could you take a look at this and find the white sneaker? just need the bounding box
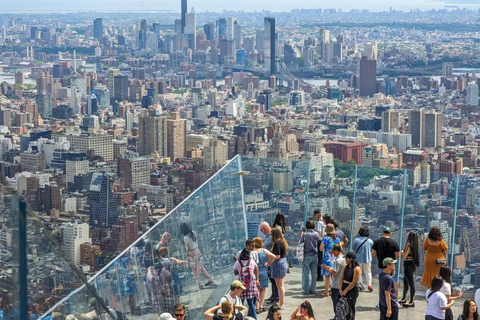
[279,305,286,310]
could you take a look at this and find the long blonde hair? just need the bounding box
[271,228,288,252]
[221,301,234,320]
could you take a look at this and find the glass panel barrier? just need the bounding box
[239,156,310,266]
[42,156,246,320]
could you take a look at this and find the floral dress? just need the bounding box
[321,236,341,276]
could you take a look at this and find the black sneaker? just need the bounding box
[265,297,275,303]
[317,275,324,281]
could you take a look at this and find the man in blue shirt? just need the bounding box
[352,227,374,292]
[300,220,320,294]
[379,258,399,320]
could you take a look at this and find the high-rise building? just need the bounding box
[381,110,402,133]
[264,17,276,76]
[138,110,167,156]
[87,93,98,115]
[117,156,151,191]
[442,62,453,77]
[137,110,186,161]
[359,56,377,97]
[113,75,129,102]
[93,18,103,41]
[138,19,147,49]
[423,110,443,149]
[364,42,378,60]
[408,109,443,149]
[467,82,479,106]
[181,0,187,34]
[88,172,118,228]
[53,133,113,161]
[61,221,91,266]
[408,110,423,148]
[66,158,89,185]
[166,112,186,161]
[216,18,227,40]
[203,22,215,40]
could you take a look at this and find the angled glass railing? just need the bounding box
[3,154,475,320]
[41,155,246,320]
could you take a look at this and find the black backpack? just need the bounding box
[335,297,352,320]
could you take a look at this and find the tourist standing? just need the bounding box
[425,276,454,320]
[399,231,420,307]
[352,227,374,292]
[322,244,345,317]
[320,224,341,297]
[252,237,275,313]
[313,209,325,281]
[379,258,399,320]
[339,252,361,320]
[267,228,288,309]
[422,226,448,288]
[301,220,320,295]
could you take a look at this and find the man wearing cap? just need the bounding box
[218,280,247,316]
[379,258,399,320]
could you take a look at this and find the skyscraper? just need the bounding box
[203,22,215,40]
[113,75,129,102]
[264,17,276,76]
[93,18,103,41]
[423,110,443,149]
[216,18,227,40]
[467,82,479,106]
[181,0,187,34]
[88,172,119,228]
[359,56,377,97]
[138,110,186,160]
[408,109,423,148]
[139,19,147,50]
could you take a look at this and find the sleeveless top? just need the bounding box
[342,264,355,290]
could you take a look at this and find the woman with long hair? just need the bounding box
[265,305,282,320]
[179,222,213,289]
[272,212,287,234]
[339,252,361,320]
[458,300,479,320]
[290,300,315,320]
[399,231,420,307]
[204,301,238,320]
[320,224,341,297]
[234,248,259,320]
[266,228,288,309]
[422,226,448,288]
[439,266,463,320]
[253,237,276,313]
[425,276,455,320]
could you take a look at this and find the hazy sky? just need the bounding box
[0,0,470,12]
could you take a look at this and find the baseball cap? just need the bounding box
[231,280,246,290]
[159,313,175,320]
[382,257,397,267]
[383,227,392,233]
[345,252,357,260]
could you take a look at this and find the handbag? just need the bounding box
[296,238,305,262]
[355,238,369,253]
[355,282,365,292]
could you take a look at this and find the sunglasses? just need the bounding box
[174,314,185,317]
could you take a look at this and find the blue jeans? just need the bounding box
[302,254,318,294]
[245,297,257,320]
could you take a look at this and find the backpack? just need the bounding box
[238,258,253,290]
[296,239,305,262]
[215,296,244,320]
[335,297,352,320]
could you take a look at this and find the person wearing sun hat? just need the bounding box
[320,223,341,298]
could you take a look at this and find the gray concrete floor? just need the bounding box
[271,268,464,320]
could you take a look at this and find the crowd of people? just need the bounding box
[7,210,480,320]
[193,210,480,320]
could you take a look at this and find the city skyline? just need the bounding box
[2,0,480,12]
